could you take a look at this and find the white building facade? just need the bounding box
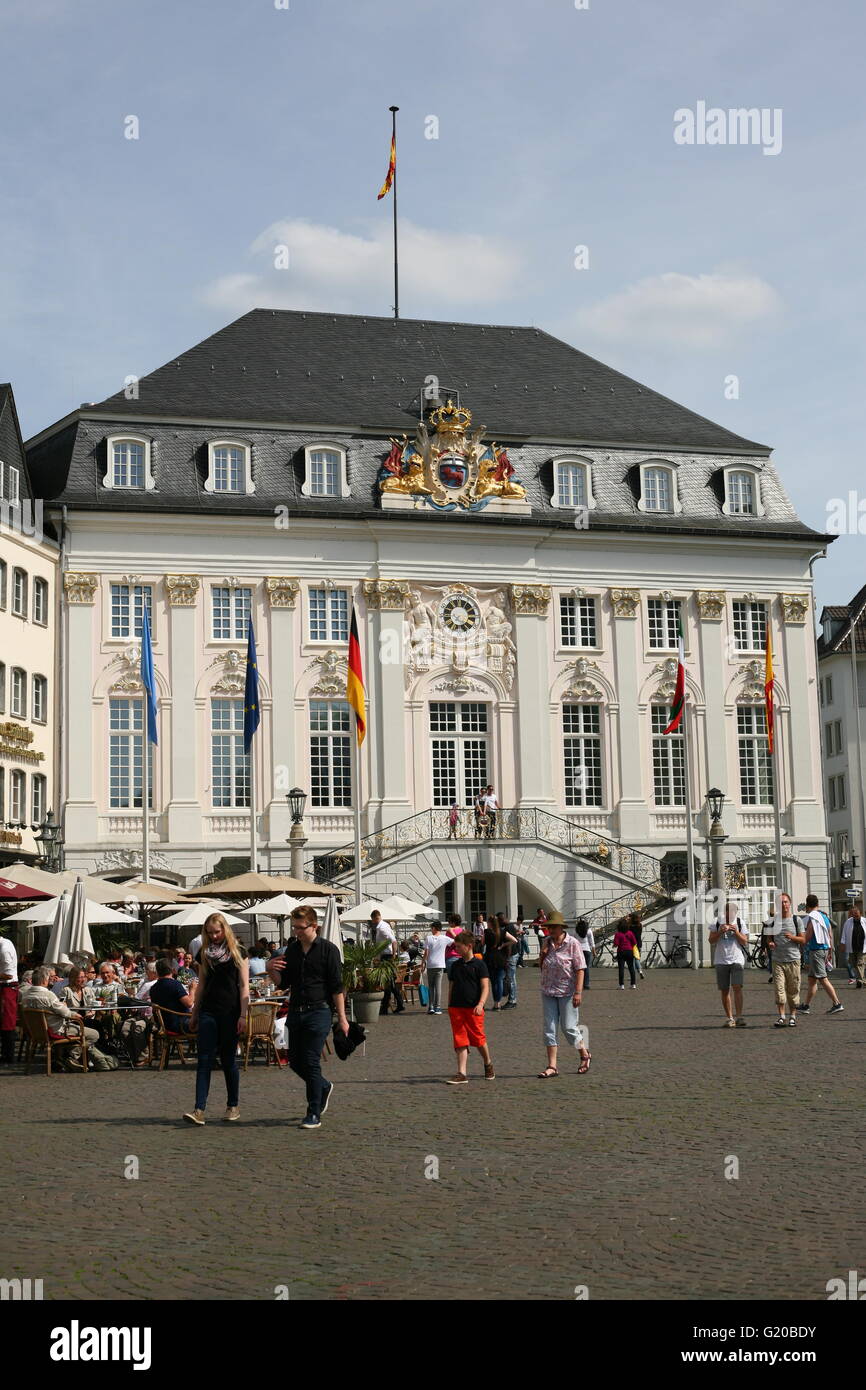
[26,311,831,925]
[817,587,866,917]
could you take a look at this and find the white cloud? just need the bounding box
[575,269,782,348]
[202,218,521,317]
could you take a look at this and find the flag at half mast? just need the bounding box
[347,606,366,743]
[663,612,686,734]
[377,131,396,199]
[764,621,775,754]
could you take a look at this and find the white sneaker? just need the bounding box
[619,985,625,990]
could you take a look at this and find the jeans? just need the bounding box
[195,1010,240,1110]
[617,951,636,986]
[287,1006,332,1115]
[506,957,518,1003]
[488,965,505,1003]
[542,993,580,1048]
[427,968,444,1010]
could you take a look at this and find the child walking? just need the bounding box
[445,932,495,1084]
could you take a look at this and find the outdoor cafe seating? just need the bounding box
[19,1009,91,1076]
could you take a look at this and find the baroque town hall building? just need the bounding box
[26,311,830,926]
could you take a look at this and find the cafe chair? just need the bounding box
[401,966,423,1006]
[241,1000,280,1069]
[150,1004,198,1070]
[20,1009,90,1076]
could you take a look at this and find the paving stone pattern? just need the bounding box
[1,968,863,1301]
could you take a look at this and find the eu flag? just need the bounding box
[244,616,260,753]
[140,605,158,745]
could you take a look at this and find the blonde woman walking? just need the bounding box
[184,913,249,1126]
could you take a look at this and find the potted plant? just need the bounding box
[341,940,396,1024]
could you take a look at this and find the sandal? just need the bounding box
[577,1052,592,1074]
[537,1066,559,1078]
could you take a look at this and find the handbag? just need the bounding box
[418,983,429,1006]
[632,945,641,960]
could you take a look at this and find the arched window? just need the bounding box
[206,441,254,495]
[722,465,764,517]
[302,443,350,499]
[642,466,673,512]
[32,674,47,723]
[104,436,154,490]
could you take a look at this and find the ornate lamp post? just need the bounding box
[706,788,727,894]
[286,788,308,880]
[31,809,65,874]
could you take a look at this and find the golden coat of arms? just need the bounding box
[378,399,527,512]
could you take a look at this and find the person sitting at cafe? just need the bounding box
[149,958,194,1031]
[21,966,99,1069]
[120,951,137,978]
[92,962,124,1005]
[61,966,97,1018]
[248,949,268,978]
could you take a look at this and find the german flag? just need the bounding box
[377,133,396,200]
[764,622,775,754]
[347,605,366,744]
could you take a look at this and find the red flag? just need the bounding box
[346,606,366,744]
[377,134,396,200]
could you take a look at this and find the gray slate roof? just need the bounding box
[88,309,768,452]
[818,584,866,656]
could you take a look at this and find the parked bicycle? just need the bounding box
[643,933,691,968]
[591,938,616,967]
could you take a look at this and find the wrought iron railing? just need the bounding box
[305,805,666,889]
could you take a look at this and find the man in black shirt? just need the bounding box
[446,932,495,1084]
[267,906,349,1129]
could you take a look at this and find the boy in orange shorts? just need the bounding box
[446,932,495,1084]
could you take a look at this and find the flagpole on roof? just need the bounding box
[390,106,399,319]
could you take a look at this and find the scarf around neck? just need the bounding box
[205,942,231,964]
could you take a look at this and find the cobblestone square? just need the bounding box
[2,968,863,1302]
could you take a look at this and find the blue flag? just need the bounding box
[140,605,158,745]
[244,616,260,753]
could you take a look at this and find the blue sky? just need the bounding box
[1,0,863,612]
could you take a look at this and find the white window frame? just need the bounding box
[205,440,255,496]
[637,460,682,515]
[11,667,27,718]
[732,599,768,653]
[2,463,20,505]
[307,586,350,644]
[32,577,48,626]
[9,769,25,822]
[12,567,27,618]
[722,464,764,517]
[103,435,155,491]
[210,585,253,642]
[0,558,6,609]
[738,705,774,806]
[551,455,595,512]
[309,699,353,808]
[562,703,603,807]
[31,773,47,825]
[210,698,250,808]
[651,704,685,807]
[109,696,153,810]
[32,674,47,724]
[559,593,599,650]
[109,582,154,641]
[647,596,684,651]
[301,442,350,499]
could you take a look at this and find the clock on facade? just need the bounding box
[439,593,481,634]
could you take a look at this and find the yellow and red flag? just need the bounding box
[377,133,396,199]
[347,605,366,744]
[764,622,775,754]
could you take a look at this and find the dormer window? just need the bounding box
[552,456,596,512]
[205,441,254,495]
[722,465,764,517]
[302,443,350,499]
[638,462,681,514]
[0,462,19,504]
[104,436,155,491]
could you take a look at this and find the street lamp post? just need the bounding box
[286,788,308,880]
[706,788,728,895]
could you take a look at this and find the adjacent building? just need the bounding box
[26,310,832,923]
[0,384,58,867]
[817,585,866,916]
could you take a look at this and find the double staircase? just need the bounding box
[305,806,688,939]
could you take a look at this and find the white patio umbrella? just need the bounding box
[377,894,437,920]
[339,898,385,923]
[4,895,140,927]
[235,893,301,918]
[64,878,96,962]
[319,895,344,962]
[156,901,247,929]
